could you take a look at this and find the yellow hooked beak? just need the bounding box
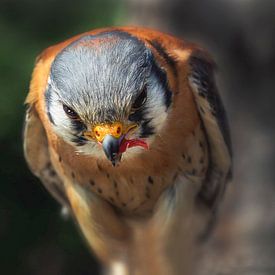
[83,122,137,165]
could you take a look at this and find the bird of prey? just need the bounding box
[23,27,232,275]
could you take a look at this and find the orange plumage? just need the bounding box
[24,27,231,275]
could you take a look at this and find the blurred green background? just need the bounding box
[1,0,275,274]
[0,1,125,274]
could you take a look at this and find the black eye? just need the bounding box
[63,104,79,120]
[132,87,147,111]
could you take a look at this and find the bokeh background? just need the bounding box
[1,0,275,274]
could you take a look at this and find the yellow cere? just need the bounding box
[93,122,123,142]
[84,122,138,143]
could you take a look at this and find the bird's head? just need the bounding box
[45,31,172,166]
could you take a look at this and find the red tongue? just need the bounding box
[119,139,149,154]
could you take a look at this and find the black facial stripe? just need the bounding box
[71,136,87,146]
[151,59,172,109]
[128,107,145,122]
[140,118,155,138]
[70,120,87,146]
[45,87,56,125]
[128,107,155,138]
[71,120,86,133]
[147,39,177,77]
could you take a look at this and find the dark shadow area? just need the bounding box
[127,0,275,273]
[0,0,124,274]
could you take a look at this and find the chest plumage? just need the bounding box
[24,26,231,274]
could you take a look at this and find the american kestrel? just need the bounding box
[24,27,232,275]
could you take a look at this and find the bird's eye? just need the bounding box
[63,104,79,120]
[132,87,147,111]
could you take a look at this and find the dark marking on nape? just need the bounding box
[122,202,127,207]
[146,193,151,199]
[71,172,75,179]
[148,176,154,184]
[116,191,119,197]
[89,179,95,186]
[182,154,186,159]
[151,58,172,109]
[187,156,192,163]
[97,188,102,194]
[106,172,110,178]
[113,180,118,188]
[199,141,204,148]
[147,39,177,77]
[58,156,62,162]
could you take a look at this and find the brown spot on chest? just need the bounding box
[49,112,209,215]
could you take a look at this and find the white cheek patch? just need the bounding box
[50,92,74,139]
[47,77,82,146]
[47,78,103,157]
[145,75,169,134]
